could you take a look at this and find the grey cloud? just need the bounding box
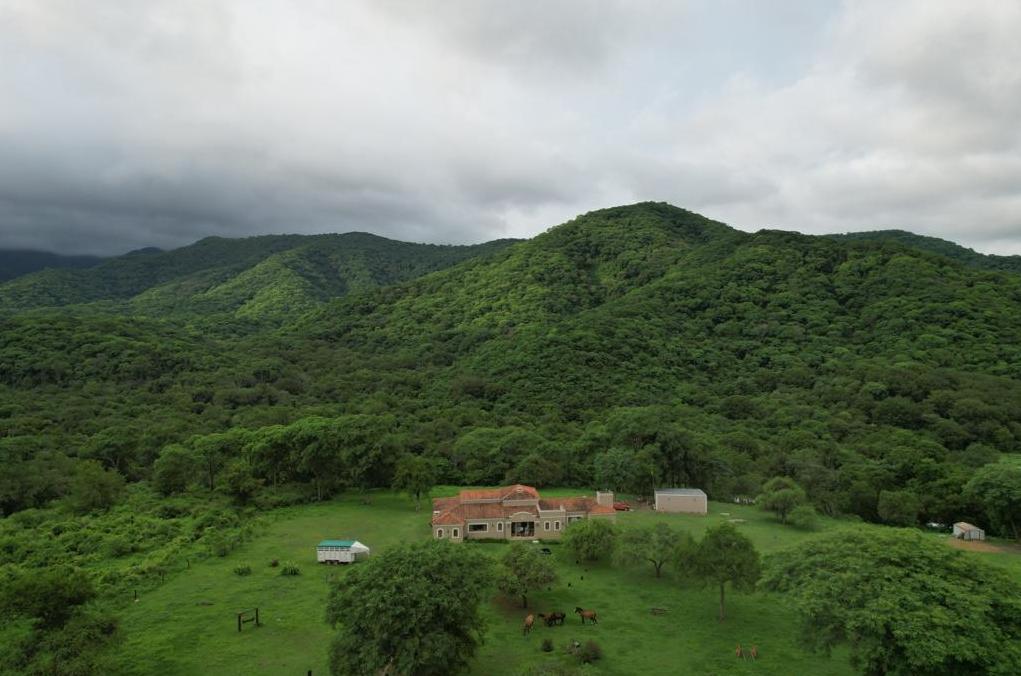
[0,0,1019,257]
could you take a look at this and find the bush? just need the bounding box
[233,565,252,576]
[279,562,300,576]
[788,505,819,530]
[103,535,134,558]
[577,640,603,664]
[541,638,554,652]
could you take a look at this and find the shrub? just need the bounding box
[788,505,820,531]
[541,638,554,652]
[279,562,300,576]
[577,640,603,664]
[103,535,134,558]
[233,565,252,576]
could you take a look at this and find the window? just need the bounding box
[497,522,504,532]
[554,521,561,531]
[452,528,460,538]
[436,529,444,538]
[544,521,551,531]
[468,523,488,533]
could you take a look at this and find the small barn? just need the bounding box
[316,540,370,564]
[953,522,985,541]
[654,488,708,515]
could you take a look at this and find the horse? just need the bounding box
[575,607,598,624]
[736,644,743,659]
[750,645,758,660]
[523,614,535,635]
[539,611,566,626]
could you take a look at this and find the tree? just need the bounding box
[877,489,920,527]
[688,522,760,621]
[763,528,1021,675]
[787,504,819,531]
[614,523,691,578]
[326,541,493,676]
[758,476,807,524]
[562,518,617,562]
[392,454,437,510]
[497,543,557,608]
[152,444,196,496]
[68,460,124,513]
[0,566,96,629]
[219,457,263,504]
[964,463,1021,539]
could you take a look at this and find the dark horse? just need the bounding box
[539,611,566,626]
[575,607,598,624]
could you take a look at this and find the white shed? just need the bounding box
[654,488,708,514]
[952,522,985,541]
[316,539,370,564]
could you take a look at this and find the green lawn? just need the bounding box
[108,490,1017,675]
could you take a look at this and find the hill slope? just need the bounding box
[0,249,104,283]
[827,229,1021,274]
[0,233,517,321]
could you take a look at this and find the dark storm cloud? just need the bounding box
[0,1,1018,256]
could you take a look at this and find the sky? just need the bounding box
[1,0,1020,256]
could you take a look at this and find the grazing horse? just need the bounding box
[575,607,598,624]
[523,614,535,635]
[736,644,743,659]
[539,611,566,626]
[750,645,758,660]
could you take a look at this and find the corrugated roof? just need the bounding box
[954,522,982,531]
[655,488,707,497]
[318,539,356,548]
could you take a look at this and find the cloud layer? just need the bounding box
[1,0,1018,255]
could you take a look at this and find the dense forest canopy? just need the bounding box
[2,202,1021,531]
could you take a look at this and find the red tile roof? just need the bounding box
[432,486,612,527]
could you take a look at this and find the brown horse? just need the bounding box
[523,614,535,635]
[575,607,598,624]
[539,611,566,626]
[736,644,743,659]
[750,645,758,660]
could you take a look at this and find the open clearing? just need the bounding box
[109,490,1019,675]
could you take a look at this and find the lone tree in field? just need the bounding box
[964,462,1021,540]
[615,523,693,578]
[392,454,437,510]
[763,528,1021,675]
[689,522,760,621]
[326,541,493,676]
[497,542,557,608]
[758,476,807,524]
[562,518,617,561]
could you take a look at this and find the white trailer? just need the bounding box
[316,539,370,564]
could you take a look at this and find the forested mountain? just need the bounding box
[4,202,1021,527]
[828,229,1021,275]
[0,233,517,322]
[0,249,104,283]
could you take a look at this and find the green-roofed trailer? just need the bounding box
[316,539,370,564]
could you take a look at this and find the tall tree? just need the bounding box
[964,463,1021,539]
[562,518,618,562]
[614,523,692,578]
[392,454,437,510]
[68,460,125,514]
[758,476,807,524]
[497,543,557,608]
[763,528,1021,675]
[326,541,493,676]
[688,522,760,621]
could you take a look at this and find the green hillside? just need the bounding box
[0,233,517,322]
[0,249,104,283]
[827,229,1021,275]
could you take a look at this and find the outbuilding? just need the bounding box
[654,488,708,515]
[316,539,370,564]
[952,522,985,541]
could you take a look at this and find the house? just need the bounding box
[654,488,708,514]
[430,484,617,542]
[316,539,370,564]
[952,522,985,541]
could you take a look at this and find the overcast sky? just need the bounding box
[1,1,1019,256]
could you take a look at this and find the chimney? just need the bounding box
[596,491,614,507]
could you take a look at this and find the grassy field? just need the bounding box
[108,489,1017,676]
